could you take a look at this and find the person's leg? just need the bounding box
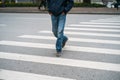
[56,14,67,53]
[58,14,68,48]
[51,15,58,38]
[43,1,46,10]
[38,3,41,10]
[62,35,68,48]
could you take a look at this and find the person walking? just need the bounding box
[38,0,46,10]
[115,0,120,10]
[46,0,74,57]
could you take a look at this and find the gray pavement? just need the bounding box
[0,7,120,14]
[0,13,120,80]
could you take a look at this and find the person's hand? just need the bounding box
[62,12,65,15]
[49,12,52,15]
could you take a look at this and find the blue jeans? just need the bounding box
[51,14,68,52]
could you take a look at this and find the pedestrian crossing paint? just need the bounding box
[80,22,120,25]
[91,20,120,23]
[69,24,120,28]
[0,52,120,72]
[90,17,120,23]
[91,21,120,23]
[0,24,7,27]
[65,27,120,32]
[0,69,75,80]
[0,40,120,55]
[15,17,49,20]
[19,35,120,45]
[39,31,120,38]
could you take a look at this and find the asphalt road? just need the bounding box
[0,13,120,80]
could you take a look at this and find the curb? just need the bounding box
[0,7,120,15]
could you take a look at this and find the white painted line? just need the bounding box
[0,69,74,80]
[80,22,120,25]
[19,35,56,40]
[39,31,120,38]
[0,40,120,55]
[0,24,7,27]
[91,20,120,23]
[15,17,49,20]
[0,52,120,72]
[19,35,120,45]
[68,24,120,28]
[91,17,120,22]
[66,27,120,32]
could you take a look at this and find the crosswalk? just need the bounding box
[0,16,120,80]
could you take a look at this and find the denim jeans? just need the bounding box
[51,14,68,52]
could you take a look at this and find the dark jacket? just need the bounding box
[47,0,74,16]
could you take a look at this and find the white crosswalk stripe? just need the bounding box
[0,17,120,80]
[91,20,120,23]
[65,27,120,32]
[0,24,7,27]
[19,35,120,45]
[39,31,120,37]
[0,52,120,72]
[80,22,120,25]
[91,17,120,23]
[0,40,120,55]
[0,69,75,80]
[68,24,120,28]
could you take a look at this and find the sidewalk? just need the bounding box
[0,7,120,14]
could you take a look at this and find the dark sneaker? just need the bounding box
[62,38,68,48]
[56,52,62,57]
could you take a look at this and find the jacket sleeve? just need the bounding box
[64,0,74,14]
